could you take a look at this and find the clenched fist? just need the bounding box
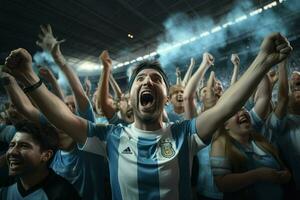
[4,48,39,86]
[5,48,32,72]
[260,33,292,67]
[100,50,112,70]
[202,52,214,66]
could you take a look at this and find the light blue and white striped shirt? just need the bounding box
[80,119,205,200]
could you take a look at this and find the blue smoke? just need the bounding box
[33,51,70,94]
[156,0,297,85]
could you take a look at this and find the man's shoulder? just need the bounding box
[0,182,18,200]
[43,169,80,199]
[170,119,193,128]
[87,121,124,137]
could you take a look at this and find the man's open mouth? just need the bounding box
[177,95,183,102]
[8,158,23,169]
[237,113,250,125]
[140,90,155,109]
[292,81,300,91]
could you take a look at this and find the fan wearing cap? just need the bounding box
[3,33,292,200]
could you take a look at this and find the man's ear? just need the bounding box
[41,150,53,163]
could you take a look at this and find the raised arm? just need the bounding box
[182,58,195,86]
[204,71,218,110]
[84,76,92,98]
[268,69,278,88]
[175,67,182,85]
[274,59,289,118]
[2,72,40,123]
[195,33,292,141]
[253,75,271,120]
[4,48,87,144]
[109,73,123,100]
[37,24,90,113]
[230,54,240,85]
[183,53,213,119]
[96,50,116,119]
[39,66,64,100]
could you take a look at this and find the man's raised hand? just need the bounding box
[202,52,214,67]
[5,48,32,73]
[4,48,39,86]
[100,50,112,69]
[260,33,292,67]
[231,54,240,66]
[36,24,65,52]
[176,67,181,77]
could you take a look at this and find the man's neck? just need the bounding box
[134,117,163,131]
[20,167,49,191]
[173,105,184,115]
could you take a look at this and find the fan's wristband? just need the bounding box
[23,79,43,93]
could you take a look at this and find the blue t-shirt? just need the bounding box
[79,119,206,200]
[167,110,185,123]
[50,148,105,200]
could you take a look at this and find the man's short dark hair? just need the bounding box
[128,60,170,91]
[15,121,59,153]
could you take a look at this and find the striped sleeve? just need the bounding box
[76,101,96,123]
[78,121,115,157]
[210,156,232,176]
[171,119,206,156]
[249,108,264,133]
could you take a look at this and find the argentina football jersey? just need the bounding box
[79,118,206,200]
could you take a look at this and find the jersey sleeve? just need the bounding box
[78,121,115,157]
[249,108,264,133]
[210,156,232,177]
[266,112,286,134]
[108,112,127,125]
[77,100,96,123]
[171,118,206,156]
[263,112,287,143]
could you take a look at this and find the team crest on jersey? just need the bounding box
[160,138,175,158]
